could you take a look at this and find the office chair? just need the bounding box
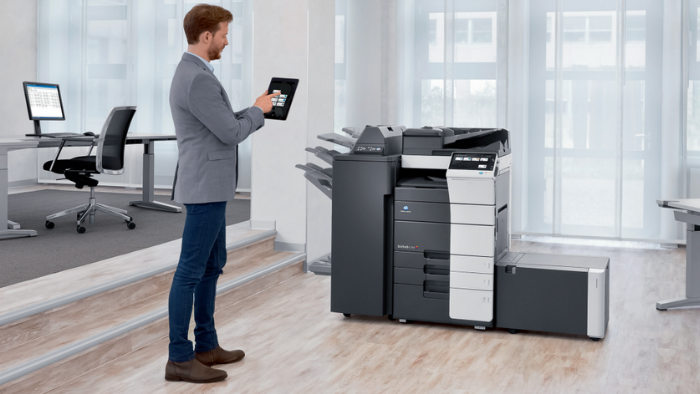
[42,106,137,233]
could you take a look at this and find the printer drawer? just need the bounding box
[451,255,494,274]
[450,272,493,290]
[394,267,449,286]
[449,288,494,322]
[450,224,495,257]
[392,284,493,327]
[394,251,450,270]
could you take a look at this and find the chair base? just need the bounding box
[46,187,134,232]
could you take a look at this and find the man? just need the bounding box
[165,4,280,384]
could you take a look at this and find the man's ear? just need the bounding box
[199,31,211,44]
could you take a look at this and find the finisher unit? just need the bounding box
[297,126,610,340]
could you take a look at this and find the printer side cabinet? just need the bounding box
[495,266,589,336]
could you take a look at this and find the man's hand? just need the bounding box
[254,90,282,113]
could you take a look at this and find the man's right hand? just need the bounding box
[254,90,282,113]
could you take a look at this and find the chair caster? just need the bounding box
[508,329,518,334]
[126,221,136,230]
[77,226,86,234]
[45,221,54,229]
[343,313,351,317]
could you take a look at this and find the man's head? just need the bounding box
[183,4,233,61]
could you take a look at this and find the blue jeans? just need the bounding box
[168,202,227,363]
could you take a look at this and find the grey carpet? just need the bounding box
[0,190,250,288]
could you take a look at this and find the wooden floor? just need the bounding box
[44,239,699,393]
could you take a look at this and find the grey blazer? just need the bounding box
[169,53,264,204]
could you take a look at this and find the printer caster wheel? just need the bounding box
[590,337,600,342]
[508,329,518,335]
[388,315,394,321]
[343,313,351,318]
[77,225,86,234]
[45,221,54,229]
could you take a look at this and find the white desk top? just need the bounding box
[22,133,176,142]
[657,199,700,213]
[0,138,40,150]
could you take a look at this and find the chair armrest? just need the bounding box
[60,136,97,142]
[47,136,97,172]
[63,136,98,158]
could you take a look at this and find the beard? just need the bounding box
[208,42,224,61]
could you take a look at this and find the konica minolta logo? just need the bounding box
[398,245,419,250]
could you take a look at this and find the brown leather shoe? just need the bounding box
[164,358,227,383]
[195,345,245,366]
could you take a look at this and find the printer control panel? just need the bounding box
[353,145,385,154]
[449,153,496,171]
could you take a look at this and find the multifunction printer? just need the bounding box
[298,126,609,340]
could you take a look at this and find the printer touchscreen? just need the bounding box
[449,153,496,171]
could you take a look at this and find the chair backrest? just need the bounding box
[96,106,137,175]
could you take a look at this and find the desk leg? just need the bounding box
[0,152,36,240]
[657,226,700,310]
[129,140,182,213]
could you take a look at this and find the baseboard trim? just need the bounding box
[274,241,306,253]
[0,226,276,327]
[0,253,305,387]
[8,179,37,188]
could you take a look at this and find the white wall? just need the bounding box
[250,0,335,251]
[305,0,335,261]
[0,0,38,184]
[345,0,383,127]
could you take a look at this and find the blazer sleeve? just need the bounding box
[187,73,265,146]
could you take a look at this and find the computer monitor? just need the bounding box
[23,81,66,135]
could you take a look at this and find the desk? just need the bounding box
[0,138,39,239]
[31,133,182,214]
[0,134,181,240]
[124,134,181,213]
[656,199,700,310]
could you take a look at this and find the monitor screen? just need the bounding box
[23,82,65,120]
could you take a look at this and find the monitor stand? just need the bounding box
[25,120,41,137]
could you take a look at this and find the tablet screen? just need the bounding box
[265,78,299,121]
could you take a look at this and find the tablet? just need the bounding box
[265,77,299,121]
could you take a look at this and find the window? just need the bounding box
[523,0,667,240]
[38,0,254,190]
[415,1,502,127]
